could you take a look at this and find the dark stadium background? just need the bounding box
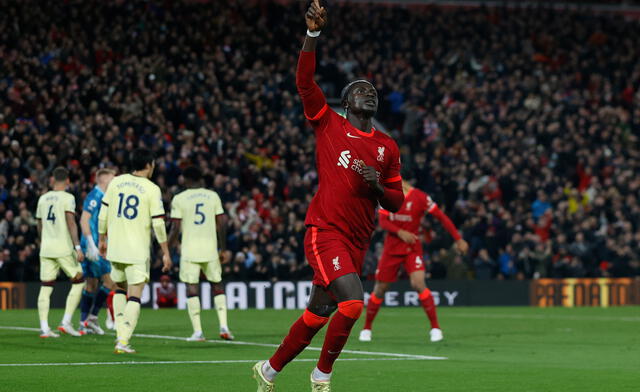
[0,0,639,308]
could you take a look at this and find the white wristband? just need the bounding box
[75,245,81,251]
[306,29,321,38]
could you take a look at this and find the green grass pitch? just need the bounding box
[0,306,638,391]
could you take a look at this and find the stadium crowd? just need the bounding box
[1,0,640,282]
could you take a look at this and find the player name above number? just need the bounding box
[116,181,146,193]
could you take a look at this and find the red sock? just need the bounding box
[269,310,328,371]
[419,289,440,329]
[317,300,364,374]
[107,290,115,319]
[363,293,383,330]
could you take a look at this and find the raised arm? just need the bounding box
[297,0,328,121]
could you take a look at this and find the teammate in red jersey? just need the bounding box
[359,177,469,343]
[253,2,404,391]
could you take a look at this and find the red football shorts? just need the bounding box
[304,226,367,287]
[375,250,425,283]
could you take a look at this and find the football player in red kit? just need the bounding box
[253,1,404,391]
[359,177,469,343]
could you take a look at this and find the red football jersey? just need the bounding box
[304,108,402,250]
[297,50,402,250]
[379,188,435,255]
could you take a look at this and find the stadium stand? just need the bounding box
[1,0,639,282]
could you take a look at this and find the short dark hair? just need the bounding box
[183,166,202,182]
[52,167,69,182]
[130,148,155,171]
[340,79,376,107]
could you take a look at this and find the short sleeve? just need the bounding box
[83,194,98,213]
[65,194,76,213]
[170,196,182,220]
[213,192,224,215]
[101,186,112,208]
[382,140,402,185]
[35,198,43,219]
[150,186,165,218]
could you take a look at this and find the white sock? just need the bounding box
[312,367,331,382]
[62,313,72,325]
[262,361,279,381]
[214,294,228,330]
[40,319,49,331]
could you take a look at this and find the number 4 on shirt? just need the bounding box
[47,205,56,223]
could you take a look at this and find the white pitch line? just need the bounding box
[0,326,42,332]
[133,333,446,360]
[0,326,448,361]
[0,357,430,367]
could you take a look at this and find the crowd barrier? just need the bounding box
[2,278,638,310]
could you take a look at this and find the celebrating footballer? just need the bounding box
[253,1,405,391]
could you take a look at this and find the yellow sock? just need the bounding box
[113,292,127,340]
[62,282,85,325]
[214,294,228,330]
[37,286,54,331]
[187,296,202,333]
[120,300,141,344]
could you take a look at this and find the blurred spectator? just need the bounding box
[444,254,470,280]
[474,249,497,280]
[499,245,518,279]
[156,275,177,308]
[0,0,639,281]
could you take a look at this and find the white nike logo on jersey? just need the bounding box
[346,132,361,139]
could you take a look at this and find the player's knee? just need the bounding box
[373,283,389,298]
[418,288,432,301]
[86,279,98,291]
[72,273,84,284]
[410,280,426,292]
[187,284,199,297]
[302,309,329,328]
[337,300,364,319]
[212,284,225,296]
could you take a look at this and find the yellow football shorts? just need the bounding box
[110,259,150,285]
[179,260,221,284]
[40,254,83,281]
